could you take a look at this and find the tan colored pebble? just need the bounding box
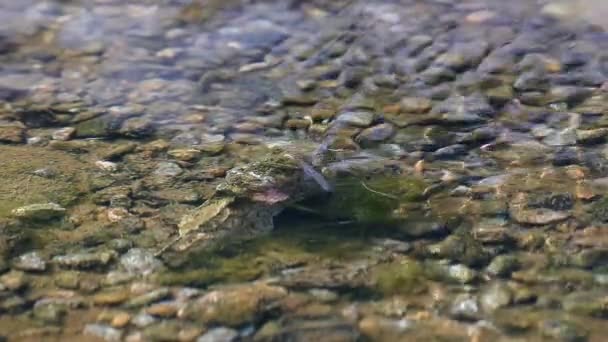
[111,312,131,328]
[414,160,425,174]
[168,149,202,161]
[285,118,311,130]
[182,113,206,124]
[92,290,130,306]
[465,10,496,24]
[575,182,597,200]
[382,103,401,115]
[146,303,178,317]
[565,166,586,180]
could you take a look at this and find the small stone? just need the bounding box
[95,160,119,172]
[11,203,66,220]
[487,255,520,277]
[111,312,131,328]
[335,111,374,127]
[120,248,163,276]
[285,118,311,130]
[154,162,183,177]
[357,123,394,145]
[400,97,432,114]
[0,270,28,291]
[125,288,170,308]
[562,291,608,317]
[358,316,412,341]
[0,125,25,144]
[93,290,131,306]
[33,302,67,324]
[480,282,512,313]
[447,264,478,284]
[540,319,588,342]
[310,103,337,121]
[465,10,496,23]
[577,128,608,145]
[196,327,239,342]
[180,283,287,326]
[132,313,157,328]
[105,208,129,223]
[53,251,116,269]
[449,294,480,321]
[575,182,598,200]
[54,271,80,289]
[543,128,577,146]
[51,127,76,141]
[119,117,154,137]
[83,324,122,342]
[168,149,201,161]
[146,302,178,317]
[433,144,467,159]
[13,251,46,272]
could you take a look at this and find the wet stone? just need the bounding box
[400,97,432,114]
[562,291,608,317]
[480,282,512,313]
[577,128,608,145]
[0,270,28,291]
[119,248,163,276]
[83,324,122,342]
[196,327,239,342]
[53,251,116,270]
[335,111,374,127]
[13,251,46,272]
[32,302,67,324]
[358,316,412,341]
[11,202,66,221]
[0,125,25,144]
[125,288,170,308]
[449,294,481,321]
[154,162,183,178]
[180,283,287,326]
[54,271,80,289]
[356,123,394,145]
[51,127,76,141]
[433,144,467,159]
[486,255,520,277]
[540,319,588,342]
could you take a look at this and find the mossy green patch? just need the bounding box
[302,174,427,223]
[372,258,427,295]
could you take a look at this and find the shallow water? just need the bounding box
[1,0,608,341]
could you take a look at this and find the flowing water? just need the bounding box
[1,0,608,341]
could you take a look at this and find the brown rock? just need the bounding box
[147,303,178,317]
[93,289,130,306]
[111,312,131,328]
[0,125,25,144]
[179,282,287,326]
[400,97,432,114]
[285,118,311,130]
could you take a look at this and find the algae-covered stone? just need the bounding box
[312,174,427,224]
[180,282,287,326]
[0,146,90,218]
[562,291,608,317]
[372,258,426,295]
[12,203,65,221]
[426,230,490,267]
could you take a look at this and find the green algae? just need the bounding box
[372,258,427,295]
[301,174,427,224]
[0,146,92,219]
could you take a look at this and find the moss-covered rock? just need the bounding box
[302,174,427,224]
[372,258,426,295]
